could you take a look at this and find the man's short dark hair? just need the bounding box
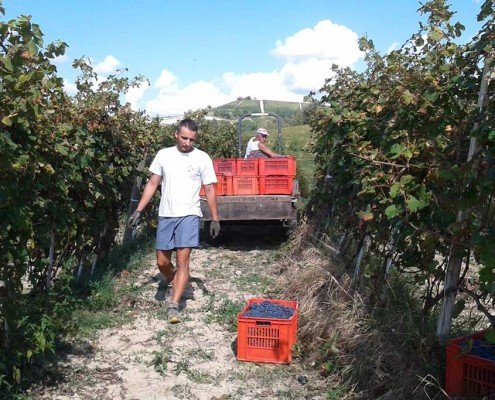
[177,118,198,133]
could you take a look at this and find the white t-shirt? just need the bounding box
[244,137,260,158]
[148,146,217,217]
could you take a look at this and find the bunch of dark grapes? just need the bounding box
[243,301,294,319]
[463,339,495,361]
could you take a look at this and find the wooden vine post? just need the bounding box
[435,56,494,342]
[46,229,56,291]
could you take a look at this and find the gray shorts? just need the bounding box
[156,216,200,250]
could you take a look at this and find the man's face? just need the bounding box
[258,134,268,143]
[175,126,197,153]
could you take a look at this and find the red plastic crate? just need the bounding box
[236,158,259,176]
[223,176,233,195]
[199,173,224,196]
[259,156,296,176]
[259,176,294,195]
[446,330,495,399]
[233,176,259,195]
[213,158,237,176]
[237,298,298,364]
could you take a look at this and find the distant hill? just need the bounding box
[208,98,310,124]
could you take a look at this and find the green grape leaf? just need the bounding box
[406,195,428,213]
[385,205,398,219]
[1,116,12,126]
[390,182,400,199]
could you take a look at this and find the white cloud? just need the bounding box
[155,69,177,89]
[53,54,68,64]
[125,80,150,110]
[222,71,301,101]
[63,79,78,96]
[140,20,364,116]
[146,80,230,117]
[387,42,400,53]
[280,58,336,93]
[272,20,363,66]
[93,55,121,75]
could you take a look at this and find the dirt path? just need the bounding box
[28,229,327,400]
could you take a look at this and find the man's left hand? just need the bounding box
[128,210,141,228]
[210,220,221,239]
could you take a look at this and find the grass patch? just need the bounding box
[171,383,193,398]
[281,124,315,199]
[236,272,272,292]
[86,273,119,310]
[275,225,453,399]
[71,234,156,335]
[186,368,215,384]
[149,346,174,376]
[73,309,131,338]
[173,359,191,376]
[70,235,157,338]
[204,297,244,332]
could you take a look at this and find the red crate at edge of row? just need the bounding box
[446,329,495,398]
[237,298,299,364]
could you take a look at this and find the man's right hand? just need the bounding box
[128,210,141,228]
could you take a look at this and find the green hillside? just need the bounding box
[279,124,315,198]
[209,97,310,123]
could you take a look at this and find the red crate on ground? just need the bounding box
[236,158,259,176]
[213,158,237,176]
[237,298,298,364]
[259,176,294,195]
[446,330,495,398]
[199,173,224,196]
[233,176,259,195]
[258,156,296,176]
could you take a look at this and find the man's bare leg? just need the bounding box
[171,247,191,304]
[156,250,175,283]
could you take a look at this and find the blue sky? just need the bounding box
[2,0,484,117]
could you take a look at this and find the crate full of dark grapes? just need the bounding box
[445,329,495,398]
[237,298,298,364]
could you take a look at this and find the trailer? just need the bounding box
[200,113,299,228]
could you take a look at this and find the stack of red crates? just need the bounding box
[200,156,296,196]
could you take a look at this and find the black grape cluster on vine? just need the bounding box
[242,301,294,319]
[463,339,495,361]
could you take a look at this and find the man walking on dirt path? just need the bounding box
[128,118,220,324]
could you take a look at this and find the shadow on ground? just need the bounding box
[152,273,209,305]
[200,220,291,251]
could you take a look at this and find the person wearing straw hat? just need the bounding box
[244,127,286,158]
